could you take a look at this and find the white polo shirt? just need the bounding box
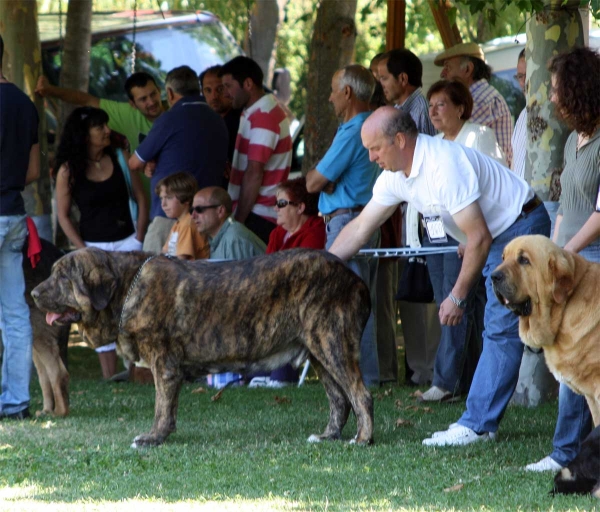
[372,134,534,245]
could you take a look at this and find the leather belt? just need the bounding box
[322,206,363,224]
[520,194,542,216]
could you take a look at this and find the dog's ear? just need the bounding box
[87,267,118,310]
[549,252,575,304]
[72,249,118,311]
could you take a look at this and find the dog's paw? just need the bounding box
[349,435,374,446]
[131,433,164,449]
[307,434,323,444]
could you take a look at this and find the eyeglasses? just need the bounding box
[513,73,526,82]
[276,199,298,209]
[190,204,220,214]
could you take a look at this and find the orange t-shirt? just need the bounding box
[162,212,209,260]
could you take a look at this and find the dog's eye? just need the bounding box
[517,255,530,265]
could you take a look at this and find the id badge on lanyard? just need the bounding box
[422,207,448,244]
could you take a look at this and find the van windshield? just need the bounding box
[43,20,241,102]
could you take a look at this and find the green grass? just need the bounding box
[0,346,597,512]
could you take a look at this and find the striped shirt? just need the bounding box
[228,93,292,222]
[511,108,527,179]
[396,87,436,135]
[470,79,513,168]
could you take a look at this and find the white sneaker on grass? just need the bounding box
[419,386,451,402]
[432,422,497,440]
[423,425,493,446]
[524,456,563,472]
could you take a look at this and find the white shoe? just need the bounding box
[524,456,563,472]
[419,386,452,402]
[432,422,497,440]
[423,425,493,446]
[266,379,289,389]
[248,376,270,388]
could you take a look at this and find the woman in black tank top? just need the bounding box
[53,106,149,379]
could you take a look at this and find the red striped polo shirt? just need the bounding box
[228,93,292,222]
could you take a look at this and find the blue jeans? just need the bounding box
[549,243,598,465]
[326,212,380,387]
[0,215,33,415]
[428,244,481,395]
[458,204,551,433]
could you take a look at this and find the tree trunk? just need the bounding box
[59,0,92,126]
[523,0,584,201]
[302,0,358,173]
[513,0,584,407]
[0,0,52,240]
[246,0,284,86]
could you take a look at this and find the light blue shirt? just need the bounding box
[315,111,379,215]
[209,216,266,260]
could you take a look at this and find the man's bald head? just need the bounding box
[362,106,418,142]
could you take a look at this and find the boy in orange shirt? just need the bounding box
[157,172,209,260]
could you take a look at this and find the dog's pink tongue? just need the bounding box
[46,312,62,326]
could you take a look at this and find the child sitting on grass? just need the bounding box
[157,172,209,260]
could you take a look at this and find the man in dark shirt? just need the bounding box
[0,34,40,420]
[129,65,229,253]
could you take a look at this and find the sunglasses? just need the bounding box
[190,204,220,214]
[276,199,299,209]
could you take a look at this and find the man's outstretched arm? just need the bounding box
[35,76,100,108]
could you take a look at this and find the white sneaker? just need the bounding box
[419,386,452,402]
[248,376,270,388]
[432,422,497,440]
[524,456,563,472]
[266,379,289,389]
[423,425,493,446]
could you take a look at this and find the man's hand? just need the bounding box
[144,161,157,178]
[35,76,52,97]
[439,297,464,326]
[323,181,337,194]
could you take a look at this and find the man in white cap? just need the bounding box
[435,42,513,167]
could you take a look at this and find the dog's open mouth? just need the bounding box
[46,308,81,326]
[495,292,532,316]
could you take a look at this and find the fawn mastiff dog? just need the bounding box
[32,248,374,447]
[491,235,600,426]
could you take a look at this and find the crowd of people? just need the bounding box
[2,29,599,477]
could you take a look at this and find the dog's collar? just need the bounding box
[118,255,162,334]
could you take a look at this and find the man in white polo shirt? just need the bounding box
[329,106,551,446]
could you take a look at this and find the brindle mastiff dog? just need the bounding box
[32,248,374,448]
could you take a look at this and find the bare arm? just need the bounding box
[328,200,397,260]
[306,168,331,194]
[234,160,264,224]
[35,76,100,108]
[128,152,146,173]
[563,212,600,253]
[438,201,493,326]
[552,214,563,243]
[55,165,86,249]
[123,150,149,242]
[25,143,40,185]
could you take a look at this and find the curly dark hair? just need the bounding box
[278,177,320,216]
[427,80,473,121]
[548,47,600,137]
[54,106,116,188]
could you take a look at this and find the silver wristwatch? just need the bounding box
[449,293,467,309]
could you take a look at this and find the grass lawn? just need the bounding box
[0,345,596,512]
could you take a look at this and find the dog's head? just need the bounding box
[491,235,575,321]
[32,247,119,348]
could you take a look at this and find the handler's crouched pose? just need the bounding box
[329,107,551,446]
